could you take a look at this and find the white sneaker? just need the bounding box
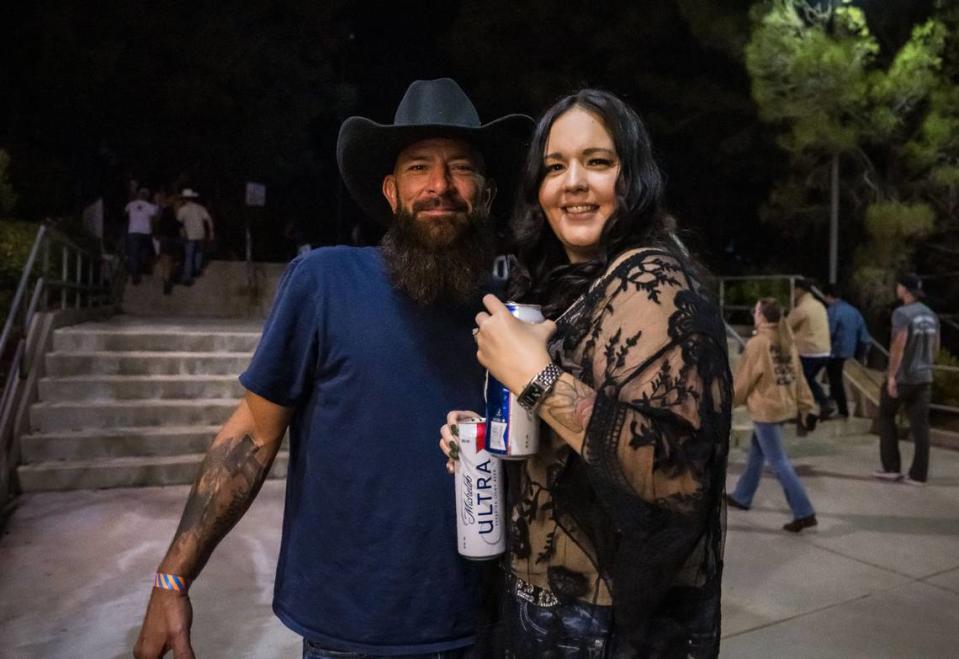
[872,470,904,482]
[904,477,926,486]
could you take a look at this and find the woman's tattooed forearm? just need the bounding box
[543,378,596,433]
[169,434,271,575]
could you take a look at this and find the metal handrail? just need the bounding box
[724,321,747,353]
[1,220,123,478]
[0,225,48,368]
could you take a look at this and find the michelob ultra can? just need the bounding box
[484,302,544,460]
[454,418,505,560]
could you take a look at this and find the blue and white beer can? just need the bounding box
[454,418,505,560]
[485,302,545,460]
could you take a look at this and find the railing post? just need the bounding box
[61,246,68,310]
[87,251,95,306]
[97,253,105,306]
[42,238,49,312]
[75,250,83,308]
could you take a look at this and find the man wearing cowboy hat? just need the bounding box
[874,273,940,485]
[134,79,531,659]
[177,188,214,285]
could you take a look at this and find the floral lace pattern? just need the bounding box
[509,247,731,657]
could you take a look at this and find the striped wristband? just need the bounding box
[153,573,190,593]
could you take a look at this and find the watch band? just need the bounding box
[517,362,563,412]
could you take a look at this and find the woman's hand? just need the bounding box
[474,294,556,394]
[439,410,481,474]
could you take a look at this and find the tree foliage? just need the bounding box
[746,0,958,318]
[746,1,878,155]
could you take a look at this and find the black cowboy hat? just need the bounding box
[336,78,533,224]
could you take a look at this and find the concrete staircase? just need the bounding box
[16,317,287,491]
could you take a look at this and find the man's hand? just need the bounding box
[886,376,898,399]
[133,590,195,659]
[439,410,482,474]
[132,392,290,659]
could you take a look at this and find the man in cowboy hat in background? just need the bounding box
[176,188,214,286]
[134,79,531,658]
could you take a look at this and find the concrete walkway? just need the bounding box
[1,432,958,658]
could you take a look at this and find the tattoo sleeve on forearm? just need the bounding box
[542,377,596,433]
[166,434,271,578]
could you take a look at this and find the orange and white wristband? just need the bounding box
[153,573,190,593]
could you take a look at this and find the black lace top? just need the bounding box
[508,247,731,657]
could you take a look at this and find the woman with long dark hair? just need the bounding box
[442,89,732,657]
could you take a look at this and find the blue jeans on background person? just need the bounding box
[729,421,815,519]
[182,239,203,283]
[125,233,154,282]
[302,640,470,659]
[800,356,831,410]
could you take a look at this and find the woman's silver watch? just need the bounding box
[517,362,564,412]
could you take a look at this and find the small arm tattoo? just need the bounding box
[543,377,596,433]
[169,434,271,576]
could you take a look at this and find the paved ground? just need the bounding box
[2,432,958,658]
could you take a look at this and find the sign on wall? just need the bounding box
[245,182,266,207]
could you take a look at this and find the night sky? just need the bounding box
[0,0,937,271]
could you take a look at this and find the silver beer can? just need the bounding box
[454,418,506,560]
[485,302,545,460]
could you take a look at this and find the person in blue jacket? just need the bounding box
[822,284,872,419]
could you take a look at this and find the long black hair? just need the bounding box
[507,89,675,317]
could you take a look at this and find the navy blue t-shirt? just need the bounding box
[240,247,489,654]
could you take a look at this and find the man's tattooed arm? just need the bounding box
[158,394,289,580]
[538,373,596,454]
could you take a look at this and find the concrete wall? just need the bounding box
[119,260,288,319]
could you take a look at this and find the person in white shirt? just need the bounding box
[124,188,158,285]
[176,188,214,285]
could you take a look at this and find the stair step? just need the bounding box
[45,351,252,376]
[30,399,237,433]
[39,375,244,401]
[19,425,221,461]
[16,451,289,491]
[53,329,260,353]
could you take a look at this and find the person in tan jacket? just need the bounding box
[727,298,818,533]
[789,278,835,416]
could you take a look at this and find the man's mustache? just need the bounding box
[412,196,469,213]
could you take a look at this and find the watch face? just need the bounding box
[518,382,544,410]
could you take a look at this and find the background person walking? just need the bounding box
[822,283,872,419]
[727,298,818,533]
[788,278,834,417]
[124,187,157,285]
[874,273,940,485]
[176,188,213,286]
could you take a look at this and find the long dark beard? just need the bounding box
[381,204,495,306]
